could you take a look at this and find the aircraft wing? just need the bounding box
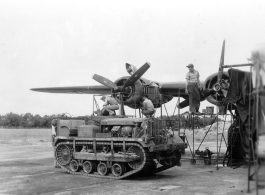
[159,81,210,109]
[31,86,111,95]
[159,82,188,98]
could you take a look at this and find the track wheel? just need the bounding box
[69,160,79,172]
[97,162,108,176]
[127,146,145,170]
[111,163,126,177]
[55,144,72,166]
[83,161,96,174]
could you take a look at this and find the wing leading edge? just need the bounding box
[30,86,111,95]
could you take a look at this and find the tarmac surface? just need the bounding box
[0,131,264,195]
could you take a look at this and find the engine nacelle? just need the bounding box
[204,71,230,105]
[111,77,173,109]
[111,76,143,109]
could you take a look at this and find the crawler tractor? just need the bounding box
[52,115,187,179]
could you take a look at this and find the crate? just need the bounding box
[58,120,85,136]
[58,126,70,137]
[78,125,100,138]
[218,105,227,114]
[206,107,214,114]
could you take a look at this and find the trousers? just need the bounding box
[142,110,155,117]
[187,83,201,112]
[103,104,119,110]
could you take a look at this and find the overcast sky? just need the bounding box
[0,0,264,117]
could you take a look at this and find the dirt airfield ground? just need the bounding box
[0,128,264,195]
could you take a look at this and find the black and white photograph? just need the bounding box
[0,0,265,194]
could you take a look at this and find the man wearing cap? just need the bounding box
[185,64,202,114]
[100,96,119,116]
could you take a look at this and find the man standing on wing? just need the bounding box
[185,64,202,114]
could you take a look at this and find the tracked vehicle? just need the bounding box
[36,62,187,179]
[53,115,187,179]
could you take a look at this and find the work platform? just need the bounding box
[179,112,231,170]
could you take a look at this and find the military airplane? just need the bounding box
[31,41,231,113]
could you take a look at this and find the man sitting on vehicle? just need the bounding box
[140,96,155,117]
[99,95,119,116]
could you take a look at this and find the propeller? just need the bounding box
[92,62,150,91]
[213,40,226,93]
[122,62,150,89]
[204,40,229,107]
[92,62,151,115]
[217,40,225,83]
[126,63,138,75]
[119,93,126,115]
[92,74,118,90]
[182,40,228,108]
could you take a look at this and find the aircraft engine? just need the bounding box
[92,62,152,115]
[112,77,171,109]
[204,71,230,105]
[111,76,143,109]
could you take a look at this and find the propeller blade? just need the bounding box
[30,86,111,94]
[119,95,126,116]
[126,63,138,75]
[123,62,151,89]
[217,40,225,83]
[92,74,118,89]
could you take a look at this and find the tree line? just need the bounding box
[0,112,220,129]
[0,112,58,128]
